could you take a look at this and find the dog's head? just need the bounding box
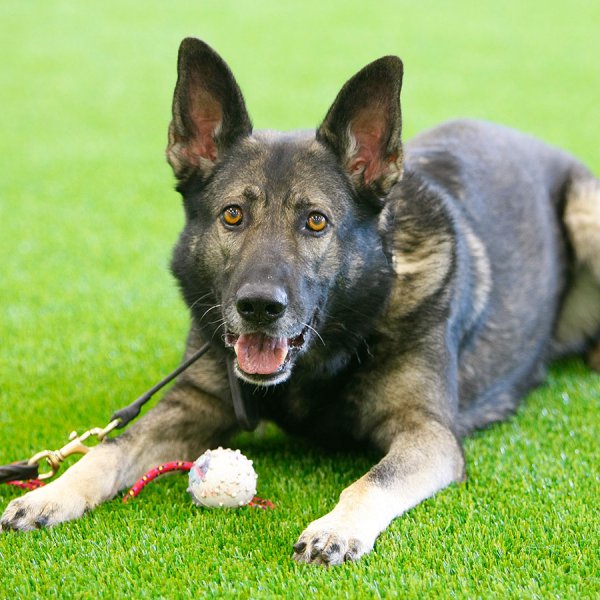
[168,38,403,386]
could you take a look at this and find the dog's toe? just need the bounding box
[292,519,370,566]
[293,531,365,565]
[1,498,38,532]
[1,485,87,532]
[1,497,58,532]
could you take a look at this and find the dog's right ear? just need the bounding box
[166,38,252,182]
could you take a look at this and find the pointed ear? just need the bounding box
[166,38,252,181]
[317,56,403,198]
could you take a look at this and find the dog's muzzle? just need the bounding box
[225,282,317,384]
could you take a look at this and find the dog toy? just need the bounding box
[122,448,273,509]
[187,447,257,508]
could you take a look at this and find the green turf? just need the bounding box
[1,0,599,597]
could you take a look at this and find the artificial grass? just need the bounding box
[1,0,599,597]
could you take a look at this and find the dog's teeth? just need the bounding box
[225,333,239,347]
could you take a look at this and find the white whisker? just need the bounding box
[210,321,228,342]
[189,291,216,311]
[197,304,222,324]
[207,316,226,326]
[303,322,325,347]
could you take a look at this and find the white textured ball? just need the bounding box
[187,447,257,508]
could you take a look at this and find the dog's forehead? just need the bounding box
[217,130,346,204]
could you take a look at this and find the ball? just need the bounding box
[187,447,257,508]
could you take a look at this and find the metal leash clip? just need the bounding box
[26,419,121,480]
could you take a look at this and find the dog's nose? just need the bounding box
[235,283,288,323]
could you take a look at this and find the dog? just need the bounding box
[2,38,600,565]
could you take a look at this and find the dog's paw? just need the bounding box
[1,484,87,532]
[292,513,375,566]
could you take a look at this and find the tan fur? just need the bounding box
[464,225,492,324]
[555,175,600,353]
[554,268,600,351]
[564,176,600,281]
[388,232,453,319]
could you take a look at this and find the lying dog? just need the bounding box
[2,38,600,565]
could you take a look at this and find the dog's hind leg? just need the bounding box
[555,171,600,370]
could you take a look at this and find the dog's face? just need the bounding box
[168,39,404,385]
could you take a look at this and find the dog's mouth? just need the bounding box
[224,326,310,384]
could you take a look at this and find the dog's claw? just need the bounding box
[293,541,306,553]
[1,501,34,532]
[292,527,368,566]
[1,484,88,532]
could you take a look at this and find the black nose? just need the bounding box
[235,283,288,323]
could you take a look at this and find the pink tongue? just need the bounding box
[234,333,289,375]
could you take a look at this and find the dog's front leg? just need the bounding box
[1,380,236,532]
[293,418,464,565]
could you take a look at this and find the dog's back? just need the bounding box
[400,119,600,433]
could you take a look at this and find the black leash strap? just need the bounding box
[110,343,211,429]
[111,344,258,431]
[0,461,40,485]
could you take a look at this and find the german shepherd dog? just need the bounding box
[2,38,600,565]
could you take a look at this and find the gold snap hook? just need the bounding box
[26,419,120,481]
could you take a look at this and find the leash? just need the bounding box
[0,343,257,485]
[110,343,212,428]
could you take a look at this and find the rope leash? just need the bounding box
[6,480,45,491]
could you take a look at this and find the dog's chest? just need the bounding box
[244,376,367,448]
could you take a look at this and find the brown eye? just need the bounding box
[306,212,328,232]
[222,205,243,226]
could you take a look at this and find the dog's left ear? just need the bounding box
[317,56,403,198]
[167,38,252,182]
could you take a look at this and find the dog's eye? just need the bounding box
[306,212,328,233]
[222,205,243,226]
